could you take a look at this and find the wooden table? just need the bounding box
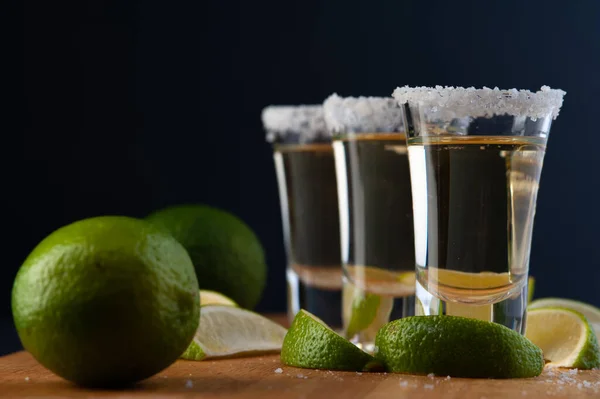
[1,315,599,398]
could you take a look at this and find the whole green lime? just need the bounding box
[11,216,200,387]
[145,204,266,309]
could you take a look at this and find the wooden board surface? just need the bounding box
[1,315,600,398]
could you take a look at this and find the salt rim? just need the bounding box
[261,105,328,143]
[392,85,566,120]
[323,94,404,134]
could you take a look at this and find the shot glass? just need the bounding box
[262,105,343,330]
[324,94,416,350]
[393,85,566,334]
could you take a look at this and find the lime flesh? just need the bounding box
[181,305,287,360]
[525,307,600,369]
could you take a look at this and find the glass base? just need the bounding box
[287,268,342,331]
[415,279,528,334]
[342,276,416,352]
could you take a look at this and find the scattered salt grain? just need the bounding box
[567,368,579,375]
[185,380,193,388]
[445,376,451,381]
[356,372,363,376]
[274,368,283,374]
[423,384,434,390]
[24,377,29,382]
[296,374,308,379]
[399,381,409,387]
[427,373,435,378]
[583,381,592,388]
[557,380,565,385]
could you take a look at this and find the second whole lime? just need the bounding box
[145,205,266,309]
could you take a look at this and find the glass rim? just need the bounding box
[261,105,328,143]
[323,93,405,134]
[392,85,566,120]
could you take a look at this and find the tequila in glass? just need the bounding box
[324,95,415,350]
[263,105,342,330]
[393,85,566,333]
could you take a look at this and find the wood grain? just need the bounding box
[1,315,599,398]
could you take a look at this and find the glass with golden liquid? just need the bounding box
[263,105,342,330]
[393,85,566,334]
[324,95,416,351]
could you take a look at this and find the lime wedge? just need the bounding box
[525,307,600,369]
[375,315,544,378]
[181,305,287,361]
[199,290,238,307]
[281,309,382,372]
[528,297,600,340]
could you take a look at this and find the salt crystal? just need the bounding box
[274,368,283,374]
[427,373,435,378]
[185,380,193,388]
[557,380,565,385]
[567,369,579,375]
[24,377,30,382]
[399,381,409,387]
[445,376,451,380]
[262,105,328,143]
[323,94,404,134]
[392,85,566,120]
[356,372,363,376]
[424,384,434,390]
[296,374,308,379]
[583,381,592,388]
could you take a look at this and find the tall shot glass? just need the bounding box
[324,94,416,351]
[393,86,566,333]
[262,105,343,330]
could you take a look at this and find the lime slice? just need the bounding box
[199,290,238,307]
[374,315,544,378]
[281,309,383,372]
[525,307,600,369]
[528,297,600,339]
[181,305,287,361]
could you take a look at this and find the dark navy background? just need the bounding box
[5,0,599,355]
